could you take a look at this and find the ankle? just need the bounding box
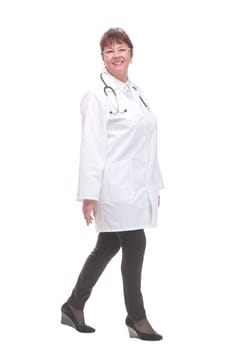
[67,303,85,326]
[134,319,155,334]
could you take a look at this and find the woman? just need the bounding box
[61,28,164,341]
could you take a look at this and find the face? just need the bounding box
[102,41,132,81]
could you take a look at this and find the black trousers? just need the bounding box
[67,229,147,321]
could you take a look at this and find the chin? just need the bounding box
[111,66,127,74]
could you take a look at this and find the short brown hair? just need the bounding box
[100,28,133,56]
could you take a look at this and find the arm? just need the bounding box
[77,93,107,225]
[77,92,107,201]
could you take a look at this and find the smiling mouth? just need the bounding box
[112,60,124,65]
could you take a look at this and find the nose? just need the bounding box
[113,50,120,58]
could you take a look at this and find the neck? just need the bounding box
[106,69,128,83]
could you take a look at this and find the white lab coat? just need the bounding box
[77,71,164,232]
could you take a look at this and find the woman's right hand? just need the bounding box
[82,199,97,225]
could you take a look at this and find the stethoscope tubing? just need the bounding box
[100,73,126,114]
[100,73,149,114]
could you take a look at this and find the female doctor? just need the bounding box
[61,28,164,341]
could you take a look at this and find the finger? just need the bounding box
[93,207,97,218]
[85,215,93,225]
[83,207,92,219]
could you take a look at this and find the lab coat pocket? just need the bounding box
[100,159,134,203]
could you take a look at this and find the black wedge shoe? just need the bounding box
[125,316,162,341]
[61,303,95,333]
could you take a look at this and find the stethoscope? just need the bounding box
[100,73,149,115]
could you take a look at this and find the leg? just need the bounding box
[119,229,160,336]
[66,232,120,324]
[118,229,147,321]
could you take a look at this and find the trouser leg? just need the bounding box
[118,229,147,321]
[68,232,120,309]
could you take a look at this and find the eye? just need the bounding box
[104,49,114,55]
[118,48,129,53]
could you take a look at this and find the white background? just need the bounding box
[0,0,246,349]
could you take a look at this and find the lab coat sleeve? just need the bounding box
[77,92,107,201]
